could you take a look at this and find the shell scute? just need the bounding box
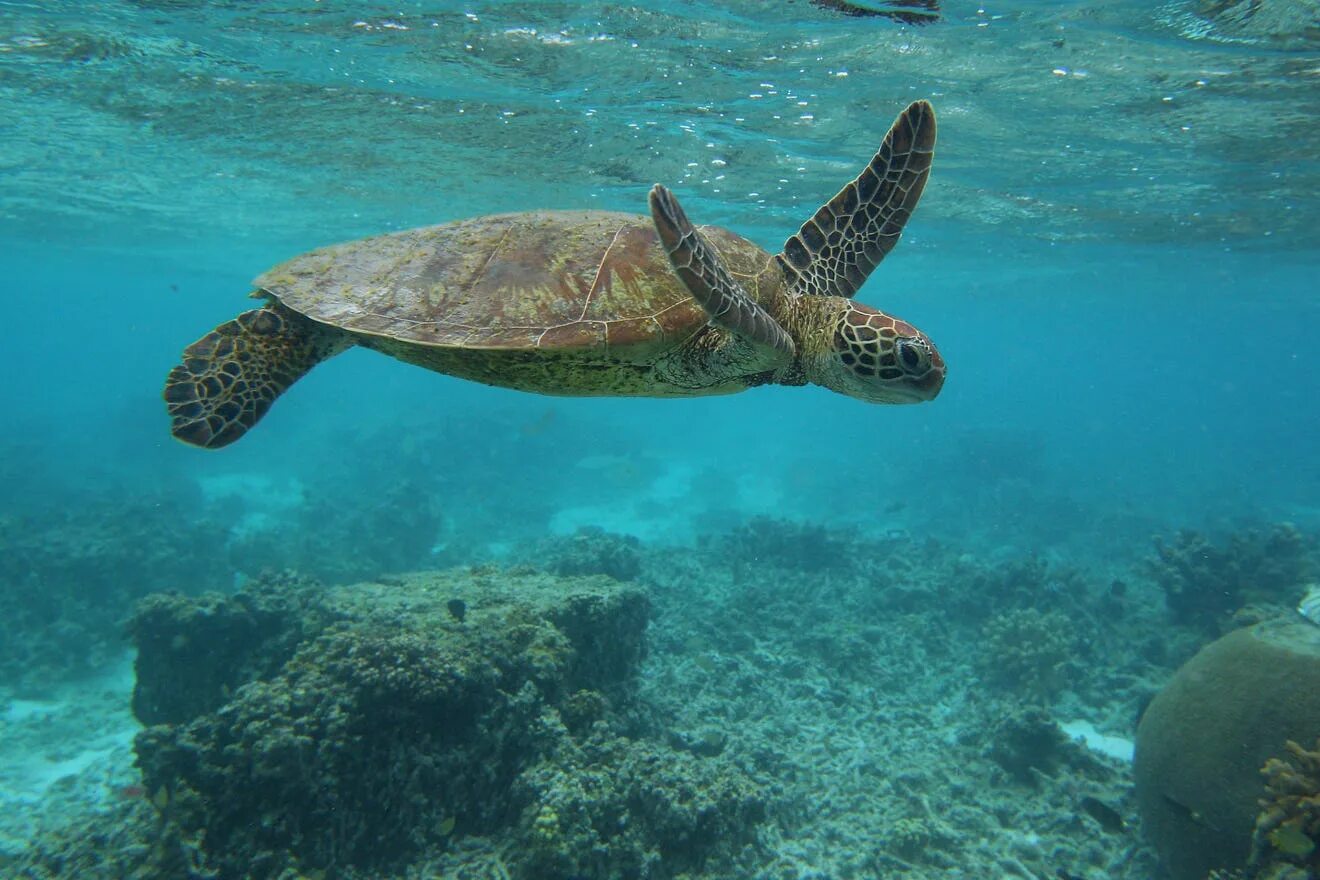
[540,322,607,349]
[254,210,767,354]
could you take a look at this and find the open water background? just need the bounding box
[2,0,1318,573]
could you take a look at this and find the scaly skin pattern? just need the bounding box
[775,294,945,404]
[163,304,351,448]
[164,100,945,448]
[778,100,936,300]
[356,249,944,406]
[164,224,942,448]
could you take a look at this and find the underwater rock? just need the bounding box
[127,566,769,879]
[1134,618,1320,880]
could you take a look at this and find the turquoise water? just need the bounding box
[2,1,1319,877]
[5,0,1317,536]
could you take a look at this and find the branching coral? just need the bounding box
[979,608,1075,702]
[1249,738,1320,873]
[1145,523,1313,631]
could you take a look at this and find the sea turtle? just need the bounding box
[165,100,945,449]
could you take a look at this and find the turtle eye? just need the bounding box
[896,337,929,374]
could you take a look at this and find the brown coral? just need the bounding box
[1145,523,1313,632]
[978,608,1075,702]
[1250,738,1320,872]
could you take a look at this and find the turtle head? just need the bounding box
[814,303,945,404]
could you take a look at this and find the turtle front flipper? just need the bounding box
[163,303,351,449]
[777,99,936,298]
[649,184,795,361]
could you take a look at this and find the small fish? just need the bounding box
[1298,584,1320,626]
[1079,796,1126,834]
[1162,793,1219,830]
[446,598,467,622]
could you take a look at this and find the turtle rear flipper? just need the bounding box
[649,184,795,362]
[163,304,351,449]
[778,99,936,298]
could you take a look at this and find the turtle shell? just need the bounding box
[254,210,773,358]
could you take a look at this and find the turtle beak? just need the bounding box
[911,346,946,400]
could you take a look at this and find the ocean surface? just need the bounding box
[2,1,1318,879]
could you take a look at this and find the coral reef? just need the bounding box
[637,526,1152,879]
[9,509,1205,880]
[1135,618,1320,880]
[701,516,854,579]
[1249,738,1320,876]
[1144,523,1314,631]
[119,567,767,880]
[513,734,767,878]
[0,488,231,691]
[885,814,949,859]
[529,526,643,581]
[985,706,1110,784]
[986,706,1073,782]
[1207,739,1320,880]
[128,570,335,726]
[979,608,1076,702]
